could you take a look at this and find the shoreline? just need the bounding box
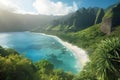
[2,31,89,67]
[51,35,89,67]
[35,32,90,68]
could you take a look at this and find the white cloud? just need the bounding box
[0,0,36,14]
[33,0,78,15]
[0,0,20,12]
[0,0,78,15]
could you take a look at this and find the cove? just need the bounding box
[0,32,89,73]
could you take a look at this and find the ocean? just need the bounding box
[0,32,81,73]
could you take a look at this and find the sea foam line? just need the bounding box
[31,32,89,69]
[49,35,89,66]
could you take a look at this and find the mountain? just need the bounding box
[0,3,119,35]
[0,9,60,32]
[1,2,120,34]
[42,3,120,51]
[0,2,120,80]
[46,7,104,32]
[0,7,104,32]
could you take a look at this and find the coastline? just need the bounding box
[51,35,89,67]
[35,32,90,68]
[4,31,89,68]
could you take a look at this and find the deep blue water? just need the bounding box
[0,32,80,73]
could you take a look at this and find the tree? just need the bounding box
[0,54,36,80]
[35,60,74,80]
[0,46,18,57]
[73,62,97,80]
[91,38,120,80]
[51,69,74,80]
[35,60,54,74]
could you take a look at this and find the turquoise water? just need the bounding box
[0,32,80,73]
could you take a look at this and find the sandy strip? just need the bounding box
[33,32,89,69]
[51,36,89,66]
[42,33,89,67]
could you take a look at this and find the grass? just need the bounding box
[39,24,120,54]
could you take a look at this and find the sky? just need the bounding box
[0,0,119,15]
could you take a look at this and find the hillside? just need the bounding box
[43,7,104,32]
[0,1,120,80]
[45,24,120,52]
[50,3,120,80]
[0,7,104,32]
[42,3,120,49]
[39,4,120,78]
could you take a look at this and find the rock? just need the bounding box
[101,18,112,34]
[101,3,120,34]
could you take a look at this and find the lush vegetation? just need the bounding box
[74,37,120,80]
[45,24,120,51]
[0,2,120,80]
[1,35,119,80]
[33,5,120,79]
[33,24,120,80]
[91,38,120,80]
[42,17,120,80]
[0,33,119,80]
[0,46,74,80]
[45,7,104,32]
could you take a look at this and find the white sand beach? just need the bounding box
[34,32,89,70]
[46,34,90,67]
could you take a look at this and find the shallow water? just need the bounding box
[0,32,81,73]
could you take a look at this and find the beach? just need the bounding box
[45,34,90,68]
[34,32,89,70]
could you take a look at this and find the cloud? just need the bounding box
[33,0,78,15]
[0,0,78,15]
[0,0,36,14]
[0,0,20,12]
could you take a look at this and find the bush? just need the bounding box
[91,37,120,80]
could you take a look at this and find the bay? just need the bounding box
[0,32,81,73]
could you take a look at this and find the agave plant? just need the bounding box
[91,37,120,80]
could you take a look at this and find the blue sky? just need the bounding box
[0,0,119,15]
[51,0,120,8]
[19,0,120,11]
[77,0,120,8]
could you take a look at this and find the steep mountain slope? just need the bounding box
[44,3,120,52]
[94,8,104,24]
[0,7,104,32]
[46,7,104,32]
[101,3,120,34]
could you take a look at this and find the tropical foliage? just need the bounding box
[0,2,120,80]
[74,37,120,80]
[91,38,120,80]
[0,46,74,80]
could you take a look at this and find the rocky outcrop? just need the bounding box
[101,3,120,34]
[101,18,112,34]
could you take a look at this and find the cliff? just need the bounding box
[101,3,120,34]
